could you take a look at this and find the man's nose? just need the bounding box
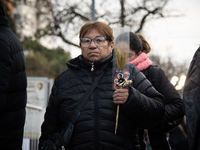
[90,39,96,47]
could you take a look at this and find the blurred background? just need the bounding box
[1,0,199,149]
[2,0,199,80]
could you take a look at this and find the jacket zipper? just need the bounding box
[91,62,99,149]
[91,62,94,71]
[94,88,99,150]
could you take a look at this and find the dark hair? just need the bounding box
[79,21,114,46]
[137,33,151,54]
[115,32,151,55]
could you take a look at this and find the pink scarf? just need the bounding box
[129,52,152,71]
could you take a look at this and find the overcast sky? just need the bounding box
[58,0,200,67]
[141,0,200,65]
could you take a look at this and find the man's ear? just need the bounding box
[110,41,114,49]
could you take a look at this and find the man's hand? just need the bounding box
[113,88,129,104]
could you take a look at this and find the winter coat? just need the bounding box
[183,47,200,150]
[143,65,184,150]
[169,117,188,150]
[130,52,184,150]
[39,53,165,150]
[142,66,184,131]
[0,2,27,150]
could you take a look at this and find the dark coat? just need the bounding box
[39,53,165,150]
[141,65,184,150]
[169,119,188,150]
[0,2,27,150]
[183,47,200,150]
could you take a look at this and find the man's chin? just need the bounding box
[87,56,101,63]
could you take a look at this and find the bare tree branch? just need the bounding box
[17,0,182,48]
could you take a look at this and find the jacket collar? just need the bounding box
[0,1,9,27]
[67,52,113,73]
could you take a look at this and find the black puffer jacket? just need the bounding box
[39,53,165,150]
[142,66,184,128]
[142,65,184,150]
[0,2,27,150]
[183,47,200,150]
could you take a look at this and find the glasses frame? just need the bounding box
[128,53,135,58]
[80,36,107,47]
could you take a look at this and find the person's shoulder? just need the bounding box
[56,68,70,80]
[56,65,79,82]
[148,65,164,75]
[128,63,140,74]
[146,65,166,83]
[0,27,22,49]
[53,68,70,86]
[149,65,160,70]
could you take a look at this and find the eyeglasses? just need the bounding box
[128,53,135,58]
[80,36,107,47]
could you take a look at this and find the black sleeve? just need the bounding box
[39,80,60,142]
[0,40,12,112]
[120,67,165,129]
[156,68,184,123]
[149,67,184,133]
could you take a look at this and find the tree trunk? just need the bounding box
[120,0,125,27]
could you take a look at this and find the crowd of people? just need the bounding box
[1,0,200,149]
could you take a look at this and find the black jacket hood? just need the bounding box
[0,1,9,27]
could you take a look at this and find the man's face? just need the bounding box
[80,29,113,63]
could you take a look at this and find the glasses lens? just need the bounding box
[80,38,91,47]
[128,53,134,58]
[94,36,106,46]
[80,36,106,47]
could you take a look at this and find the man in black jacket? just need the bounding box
[0,1,27,150]
[183,46,200,150]
[39,21,165,150]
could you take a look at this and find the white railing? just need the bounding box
[23,77,53,150]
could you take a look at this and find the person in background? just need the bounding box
[183,46,200,150]
[116,32,184,150]
[0,1,27,150]
[38,21,165,150]
[168,115,188,150]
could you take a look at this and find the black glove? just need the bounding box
[39,133,64,150]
